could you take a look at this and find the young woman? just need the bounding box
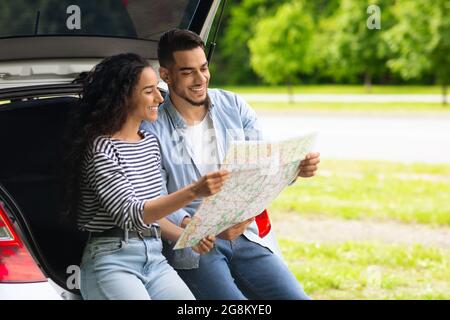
[64,53,228,300]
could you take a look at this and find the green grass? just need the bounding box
[279,239,450,299]
[250,102,449,113]
[270,160,450,226]
[271,159,450,299]
[221,85,443,94]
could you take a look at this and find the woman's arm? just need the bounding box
[87,150,227,231]
[142,170,229,225]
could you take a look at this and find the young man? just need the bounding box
[141,29,320,299]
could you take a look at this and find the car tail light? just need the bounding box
[0,203,46,283]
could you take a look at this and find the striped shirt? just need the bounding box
[77,131,163,232]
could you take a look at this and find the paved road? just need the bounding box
[258,112,450,164]
[242,93,445,103]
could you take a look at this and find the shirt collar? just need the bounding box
[162,90,215,130]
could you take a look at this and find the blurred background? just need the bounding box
[209,0,449,299]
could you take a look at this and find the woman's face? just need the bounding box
[128,67,164,123]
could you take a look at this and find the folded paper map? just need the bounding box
[174,132,318,249]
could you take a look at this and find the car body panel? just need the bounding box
[0,282,63,300]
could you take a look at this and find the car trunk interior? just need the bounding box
[0,96,87,295]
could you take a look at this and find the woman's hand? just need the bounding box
[192,235,216,254]
[192,170,229,197]
[182,217,215,254]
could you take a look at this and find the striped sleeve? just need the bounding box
[86,152,149,231]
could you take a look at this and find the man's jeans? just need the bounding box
[176,235,310,300]
[80,237,194,300]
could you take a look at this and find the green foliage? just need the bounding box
[383,0,449,102]
[213,0,446,89]
[210,0,286,85]
[316,0,395,87]
[248,1,315,85]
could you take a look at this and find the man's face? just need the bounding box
[160,47,210,107]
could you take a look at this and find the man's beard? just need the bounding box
[186,97,205,107]
[182,92,211,109]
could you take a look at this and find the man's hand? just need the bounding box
[217,217,255,241]
[297,152,320,178]
[192,235,216,254]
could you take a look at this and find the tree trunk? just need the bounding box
[442,83,447,106]
[287,80,294,104]
[364,72,372,93]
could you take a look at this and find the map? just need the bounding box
[173,132,318,249]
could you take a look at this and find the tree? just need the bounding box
[384,0,449,105]
[248,0,315,102]
[210,0,288,85]
[317,0,395,92]
[211,0,340,85]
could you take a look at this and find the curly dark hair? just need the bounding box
[63,53,150,221]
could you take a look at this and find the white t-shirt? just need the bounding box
[184,114,220,176]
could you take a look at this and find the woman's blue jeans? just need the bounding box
[80,236,194,300]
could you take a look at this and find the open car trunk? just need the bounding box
[0,96,87,295]
[0,0,224,298]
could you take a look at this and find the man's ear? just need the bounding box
[159,67,170,84]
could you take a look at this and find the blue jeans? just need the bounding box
[80,237,194,300]
[176,236,310,300]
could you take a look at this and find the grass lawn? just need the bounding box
[270,160,450,226]
[221,85,443,94]
[249,102,450,113]
[272,159,450,299]
[280,239,450,300]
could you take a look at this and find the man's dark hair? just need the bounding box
[158,28,205,67]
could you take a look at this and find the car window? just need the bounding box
[0,0,200,41]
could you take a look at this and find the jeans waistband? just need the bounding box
[90,225,161,240]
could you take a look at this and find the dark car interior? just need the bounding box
[0,96,87,294]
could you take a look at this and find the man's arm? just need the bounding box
[217,217,255,241]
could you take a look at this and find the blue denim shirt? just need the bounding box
[140,88,281,269]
